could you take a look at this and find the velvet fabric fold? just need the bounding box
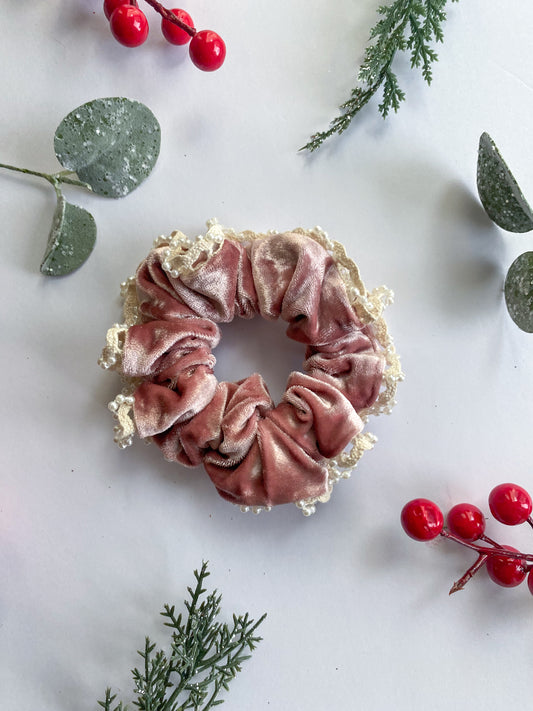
[119,231,386,508]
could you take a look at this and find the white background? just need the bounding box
[2,1,533,709]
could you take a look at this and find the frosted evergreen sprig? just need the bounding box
[302,0,458,151]
[98,562,266,711]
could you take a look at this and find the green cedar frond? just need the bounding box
[97,563,266,711]
[98,688,127,711]
[301,0,458,151]
[379,68,406,117]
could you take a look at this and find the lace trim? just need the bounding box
[98,323,128,371]
[99,220,403,516]
[98,276,144,447]
[97,277,143,371]
[239,505,273,515]
[108,391,136,449]
[160,223,226,278]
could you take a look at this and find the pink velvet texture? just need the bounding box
[120,232,385,508]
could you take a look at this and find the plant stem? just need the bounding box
[202,680,223,711]
[480,534,502,548]
[142,0,196,36]
[0,162,92,191]
[449,553,489,595]
[0,162,57,185]
[441,530,533,563]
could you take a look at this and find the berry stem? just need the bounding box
[0,162,92,191]
[480,534,503,548]
[527,516,533,532]
[141,0,196,36]
[440,530,533,562]
[449,553,489,595]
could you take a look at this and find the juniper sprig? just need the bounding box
[302,0,458,151]
[98,562,266,711]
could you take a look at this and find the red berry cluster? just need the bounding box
[401,483,533,594]
[103,0,226,71]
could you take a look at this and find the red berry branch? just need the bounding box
[401,483,533,595]
[103,0,226,71]
[142,0,195,36]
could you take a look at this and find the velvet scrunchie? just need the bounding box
[100,222,402,515]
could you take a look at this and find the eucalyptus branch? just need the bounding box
[302,0,459,151]
[0,162,92,192]
[0,97,160,277]
[98,562,266,711]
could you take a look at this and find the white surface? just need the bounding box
[2,1,533,709]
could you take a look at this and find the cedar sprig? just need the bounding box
[98,562,266,711]
[302,0,458,151]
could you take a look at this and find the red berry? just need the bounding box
[447,503,486,542]
[110,5,149,47]
[486,546,526,587]
[488,483,532,526]
[189,30,226,71]
[401,499,444,541]
[103,0,129,21]
[161,8,194,45]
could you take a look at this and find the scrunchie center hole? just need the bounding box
[213,316,304,404]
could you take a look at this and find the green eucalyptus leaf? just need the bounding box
[40,195,96,276]
[504,251,533,333]
[54,97,160,199]
[477,132,533,233]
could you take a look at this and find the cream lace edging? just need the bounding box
[98,220,404,516]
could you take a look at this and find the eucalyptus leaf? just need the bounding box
[54,97,160,199]
[40,195,96,276]
[504,251,533,333]
[477,132,533,233]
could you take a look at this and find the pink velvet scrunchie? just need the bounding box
[100,223,401,515]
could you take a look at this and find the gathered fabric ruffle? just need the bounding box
[100,225,401,514]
